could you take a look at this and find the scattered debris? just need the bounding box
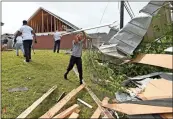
[8,87,28,92]
[77,98,92,109]
[40,84,85,118]
[17,85,57,118]
[85,86,114,119]
[2,106,7,114]
[91,97,109,118]
[164,47,173,53]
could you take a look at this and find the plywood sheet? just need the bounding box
[40,84,85,118]
[137,79,172,100]
[135,79,173,119]
[103,103,173,115]
[131,54,173,69]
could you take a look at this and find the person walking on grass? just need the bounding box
[14,20,37,63]
[53,30,62,53]
[15,35,25,56]
[64,31,86,85]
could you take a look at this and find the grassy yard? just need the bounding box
[1,50,114,118]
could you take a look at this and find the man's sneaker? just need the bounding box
[24,60,29,63]
[80,80,85,85]
[64,73,68,80]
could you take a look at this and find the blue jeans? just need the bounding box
[16,43,24,56]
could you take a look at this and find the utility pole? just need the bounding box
[120,0,124,29]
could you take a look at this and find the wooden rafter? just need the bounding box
[42,10,44,32]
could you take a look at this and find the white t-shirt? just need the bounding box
[16,36,23,44]
[19,25,33,40]
[54,32,61,41]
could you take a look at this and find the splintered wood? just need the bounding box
[53,104,79,118]
[135,79,173,119]
[91,97,110,119]
[131,54,173,69]
[85,86,114,119]
[40,84,85,118]
[17,85,57,118]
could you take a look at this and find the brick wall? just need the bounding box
[33,34,87,49]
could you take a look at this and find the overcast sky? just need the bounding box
[2,2,148,34]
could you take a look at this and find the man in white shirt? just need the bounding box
[15,35,24,56]
[53,30,62,53]
[14,20,37,62]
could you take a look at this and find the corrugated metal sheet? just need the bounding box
[139,1,165,16]
[99,1,171,59]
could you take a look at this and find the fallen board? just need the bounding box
[85,86,114,119]
[53,104,79,118]
[17,85,57,118]
[131,54,173,69]
[68,112,79,118]
[40,84,85,118]
[137,79,172,100]
[72,67,114,118]
[102,103,173,115]
[135,79,173,119]
[90,97,110,119]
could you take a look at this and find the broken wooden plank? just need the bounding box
[53,104,79,118]
[85,86,114,119]
[135,79,173,119]
[72,67,114,118]
[40,84,85,118]
[103,103,173,115]
[90,97,110,119]
[131,54,173,69]
[77,98,92,108]
[74,109,80,114]
[68,112,79,119]
[17,85,57,118]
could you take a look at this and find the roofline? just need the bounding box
[27,7,79,30]
[41,7,79,30]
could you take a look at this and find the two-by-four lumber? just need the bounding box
[17,85,57,118]
[90,97,110,119]
[68,112,79,119]
[40,84,85,118]
[42,10,44,32]
[53,104,79,118]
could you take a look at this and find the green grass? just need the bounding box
[1,50,114,118]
